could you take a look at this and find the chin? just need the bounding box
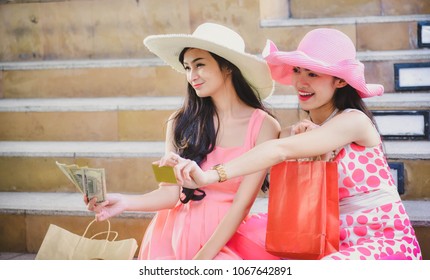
[195,92,210,98]
[298,103,312,112]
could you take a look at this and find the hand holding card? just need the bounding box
[152,164,177,184]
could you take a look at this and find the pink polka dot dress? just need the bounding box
[229,109,422,260]
[322,141,422,260]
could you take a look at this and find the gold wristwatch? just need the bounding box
[212,164,227,182]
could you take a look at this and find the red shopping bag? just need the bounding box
[265,160,339,259]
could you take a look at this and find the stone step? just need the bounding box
[0,94,428,141]
[262,1,430,20]
[0,192,429,259]
[1,1,428,63]
[0,192,268,256]
[263,15,430,53]
[0,252,36,260]
[262,15,430,27]
[1,49,430,98]
[0,61,186,98]
[1,94,429,111]
[0,140,429,199]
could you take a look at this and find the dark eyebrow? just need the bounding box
[183,57,204,65]
[294,67,312,72]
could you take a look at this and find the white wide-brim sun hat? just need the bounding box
[143,23,274,100]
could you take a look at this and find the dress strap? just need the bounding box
[244,109,267,148]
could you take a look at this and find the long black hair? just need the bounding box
[333,84,378,128]
[172,48,274,203]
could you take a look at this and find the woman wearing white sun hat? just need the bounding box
[86,23,281,260]
[165,28,422,260]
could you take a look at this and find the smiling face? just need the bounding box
[291,66,346,112]
[182,48,230,98]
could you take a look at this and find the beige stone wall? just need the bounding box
[290,0,381,18]
[0,0,269,60]
[381,0,430,15]
[0,156,160,193]
[288,0,430,19]
[1,66,186,98]
[260,0,289,20]
[0,0,191,61]
[1,0,427,61]
[357,21,418,51]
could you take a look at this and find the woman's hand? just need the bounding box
[291,119,334,161]
[290,119,320,135]
[84,193,126,221]
[158,152,211,188]
[157,151,184,167]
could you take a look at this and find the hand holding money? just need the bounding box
[56,161,107,203]
[86,193,125,222]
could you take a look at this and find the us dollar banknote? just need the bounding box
[56,161,106,202]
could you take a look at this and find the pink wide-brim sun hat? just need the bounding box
[262,28,384,98]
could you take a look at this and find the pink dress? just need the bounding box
[230,109,422,260]
[138,109,277,260]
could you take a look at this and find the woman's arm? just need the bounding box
[87,113,182,221]
[174,111,378,187]
[193,170,266,259]
[193,114,281,259]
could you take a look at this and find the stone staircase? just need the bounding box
[0,0,429,259]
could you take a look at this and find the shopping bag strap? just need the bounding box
[295,149,339,162]
[73,219,112,258]
[90,230,118,241]
[81,219,111,240]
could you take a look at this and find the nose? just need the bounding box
[293,72,308,88]
[188,68,199,82]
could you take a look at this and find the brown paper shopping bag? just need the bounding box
[266,160,339,260]
[36,219,138,260]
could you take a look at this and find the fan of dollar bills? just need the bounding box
[56,161,107,203]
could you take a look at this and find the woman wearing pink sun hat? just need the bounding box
[263,28,383,99]
[164,28,422,260]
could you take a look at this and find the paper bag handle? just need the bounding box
[81,219,111,240]
[296,149,338,162]
[90,231,119,241]
[73,219,112,259]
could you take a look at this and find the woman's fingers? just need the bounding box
[87,197,109,213]
[159,152,185,167]
[158,153,202,187]
[292,119,320,135]
[86,197,97,211]
[172,159,191,184]
[95,210,109,222]
[172,159,198,184]
[182,161,198,182]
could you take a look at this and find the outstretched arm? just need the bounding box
[87,113,182,221]
[173,111,378,187]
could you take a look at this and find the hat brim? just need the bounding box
[144,35,274,100]
[265,50,383,98]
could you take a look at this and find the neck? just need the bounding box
[212,87,244,118]
[310,108,339,125]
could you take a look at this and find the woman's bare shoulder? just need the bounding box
[256,113,281,143]
[262,113,281,134]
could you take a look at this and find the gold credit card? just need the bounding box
[152,164,177,184]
